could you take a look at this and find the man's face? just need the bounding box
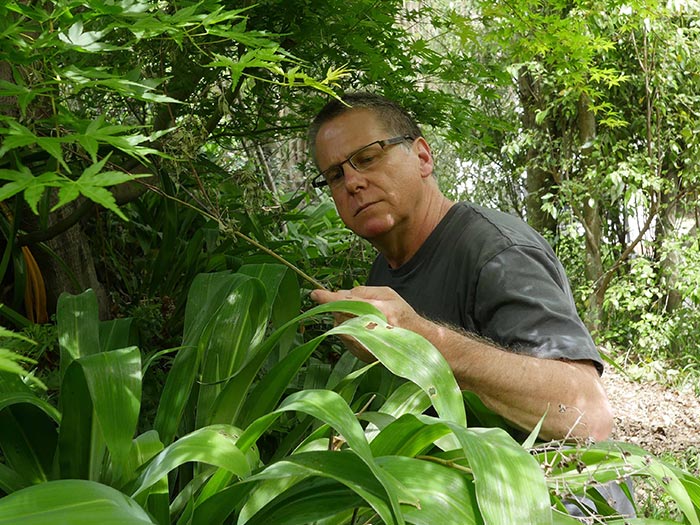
[314,109,432,241]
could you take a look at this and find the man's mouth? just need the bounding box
[354,201,376,216]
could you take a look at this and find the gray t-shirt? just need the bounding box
[367,202,603,372]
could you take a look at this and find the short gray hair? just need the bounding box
[308,92,423,163]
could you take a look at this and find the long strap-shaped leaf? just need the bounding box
[130,424,252,499]
[330,314,466,428]
[57,347,142,481]
[238,451,397,525]
[235,389,414,525]
[155,272,268,444]
[56,288,100,381]
[0,479,155,525]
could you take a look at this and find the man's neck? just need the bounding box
[374,195,454,269]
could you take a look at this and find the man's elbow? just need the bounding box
[587,396,614,441]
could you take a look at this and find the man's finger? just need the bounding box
[310,289,347,304]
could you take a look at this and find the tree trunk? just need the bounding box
[518,68,558,240]
[577,93,604,332]
[656,171,683,313]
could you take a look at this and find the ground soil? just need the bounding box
[603,366,700,457]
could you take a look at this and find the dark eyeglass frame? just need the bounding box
[311,135,414,189]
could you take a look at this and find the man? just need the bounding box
[308,92,613,443]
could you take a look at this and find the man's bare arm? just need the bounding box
[311,286,613,442]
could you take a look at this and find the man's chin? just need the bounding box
[351,219,394,240]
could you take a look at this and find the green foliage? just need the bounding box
[0,0,345,223]
[0,327,44,389]
[2,0,700,521]
[0,267,699,523]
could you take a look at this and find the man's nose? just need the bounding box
[342,163,368,192]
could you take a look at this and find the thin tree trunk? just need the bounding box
[577,93,604,332]
[518,68,557,240]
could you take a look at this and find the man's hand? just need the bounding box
[310,286,421,330]
[310,286,422,362]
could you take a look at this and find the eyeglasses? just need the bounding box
[312,135,414,189]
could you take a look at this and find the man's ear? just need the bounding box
[414,137,434,178]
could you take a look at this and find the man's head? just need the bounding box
[308,92,423,163]
[308,92,442,252]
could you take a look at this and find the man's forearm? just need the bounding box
[409,317,613,441]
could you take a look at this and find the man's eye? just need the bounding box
[353,152,379,168]
[325,168,344,185]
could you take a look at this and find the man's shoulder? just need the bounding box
[450,202,546,256]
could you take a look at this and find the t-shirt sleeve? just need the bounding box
[473,244,604,373]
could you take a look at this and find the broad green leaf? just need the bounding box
[370,413,452,457]
[443,420,552,524]
[57,359,98,480]
[0,403,58,485]
[330,314,466,428]
[0,461,27,493]
[188,482,255,525]
[131,424,250,498]
[113,430,164,491]
[155,272,251,445]
[0,479,155,525]
[377,455,482,525]
[0,391,60,423]
[238,263,300,360]
[57,288,101,380]
[236,390,413,525]
[239,452,391,525]
[75,348,142,477]
[363,381,432,443]
[99,318,136,352]
[234,337,321,428]
[209,301,385,427]
[196,275,268,428]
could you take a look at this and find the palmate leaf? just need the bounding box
[0,479,155,525]
[50,154,150,220]
[0,166,63,214]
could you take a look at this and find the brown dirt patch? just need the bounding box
[604,366,700,456]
